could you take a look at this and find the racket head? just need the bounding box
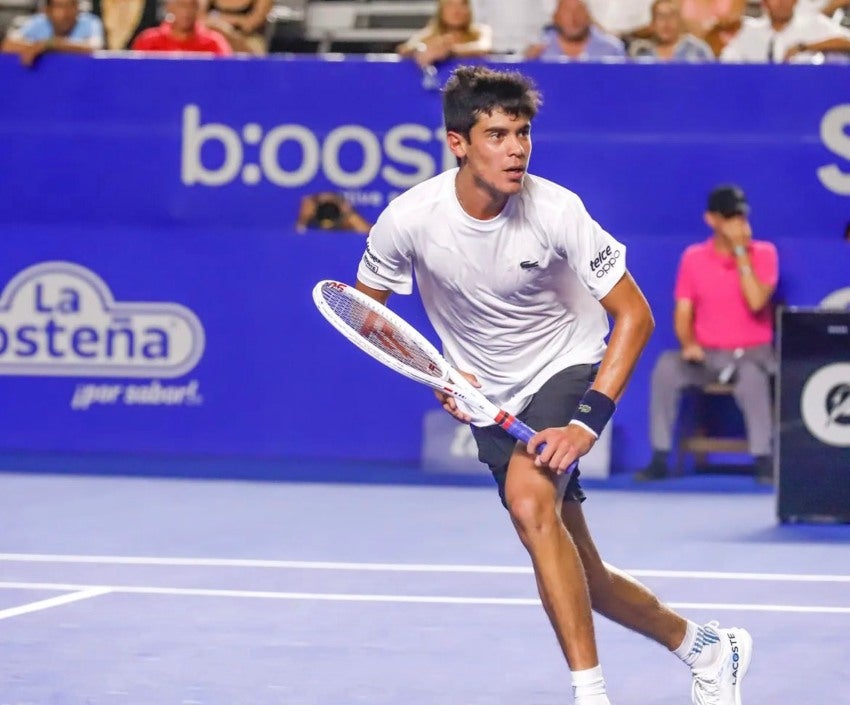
[313,280,452,389]
[312,280,558,457]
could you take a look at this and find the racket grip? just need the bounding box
[503,417,546,453]
[504,416,578,475]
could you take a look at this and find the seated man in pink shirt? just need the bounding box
[131,0,231,55]
[636,184,778,483]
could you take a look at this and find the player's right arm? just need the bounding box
[355,207,414,295]
[354,280,390,305]
[354,208,479,422]
[352,277,478,422]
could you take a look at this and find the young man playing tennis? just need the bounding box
[353,65,752,705]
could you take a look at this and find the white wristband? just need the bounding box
[568,419,599,439]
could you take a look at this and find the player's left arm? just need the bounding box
[593,271,655,403]
[529,271,654,473]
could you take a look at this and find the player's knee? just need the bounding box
[507,493,559,542]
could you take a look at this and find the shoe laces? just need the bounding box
[691,672,721,705]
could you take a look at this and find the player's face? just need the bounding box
[452,109,532,198]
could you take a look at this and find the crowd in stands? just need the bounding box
[0,0,266,59]
[2,0,850,64]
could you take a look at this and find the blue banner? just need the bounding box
[0,56,848,477]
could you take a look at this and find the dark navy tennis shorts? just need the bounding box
[470,364,598,509]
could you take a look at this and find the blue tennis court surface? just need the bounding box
[1,471,848,704]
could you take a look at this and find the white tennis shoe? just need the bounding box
[690,621,753,705]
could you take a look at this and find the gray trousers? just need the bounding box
[649,344,775,457]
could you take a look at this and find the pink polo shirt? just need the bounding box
[675,238,778,349]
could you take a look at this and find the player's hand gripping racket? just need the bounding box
[313,280,559,459]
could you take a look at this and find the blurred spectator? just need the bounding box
[131,0,232,54]
[680,0,746,39]
[295,193,371,234]
[470,0,554,54]
[92,0,158,50]
[635,184,778,484]
[703,14,747,56]
[630,0,716,60]
[397,0,492,69]
[1,0,103,66]
[525,0,626,60]
[721,0,850,61]
[795,0,850,16]
[585,0,654,39]
[204,0,272,55]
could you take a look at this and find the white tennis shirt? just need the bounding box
[357,168,627,425]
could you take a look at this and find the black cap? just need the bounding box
[707,184,749,217]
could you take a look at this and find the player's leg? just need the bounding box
[560,500,753,705]
[559,499,685,646]
[471,365,612,703]
[503,447,599,670]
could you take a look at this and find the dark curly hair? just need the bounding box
[442,65,542,141]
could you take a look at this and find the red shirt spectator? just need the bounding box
[132,20,231,54]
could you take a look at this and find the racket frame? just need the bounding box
[313,280,551,452]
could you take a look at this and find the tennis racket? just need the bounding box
[313,279,560,458]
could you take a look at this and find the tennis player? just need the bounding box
[354,65,751,705]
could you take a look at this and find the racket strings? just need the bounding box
[322,285,442,377]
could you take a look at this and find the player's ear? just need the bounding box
[704,211,716,230]
[446,130,467,160]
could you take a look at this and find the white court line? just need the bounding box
[0,581,848,614]
[0,587,111,621]
[0,582,540,606]
[1,552,849,583]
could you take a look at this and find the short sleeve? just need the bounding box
[212,31,233,55]
[84,15,105,48]
[674,250,695,301]
[16,16,49,41]
[130,29,156,50]
[719,38,743,62]
[806,14,850,43]
[753,242,779,288]
[356,205,415,295]
[554,193,627,300]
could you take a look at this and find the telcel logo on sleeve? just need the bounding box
[0,261,205,378]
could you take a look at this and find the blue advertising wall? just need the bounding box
[0,55,848,479]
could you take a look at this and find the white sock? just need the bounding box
[572,664,609,704]
[673,620,721,669]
